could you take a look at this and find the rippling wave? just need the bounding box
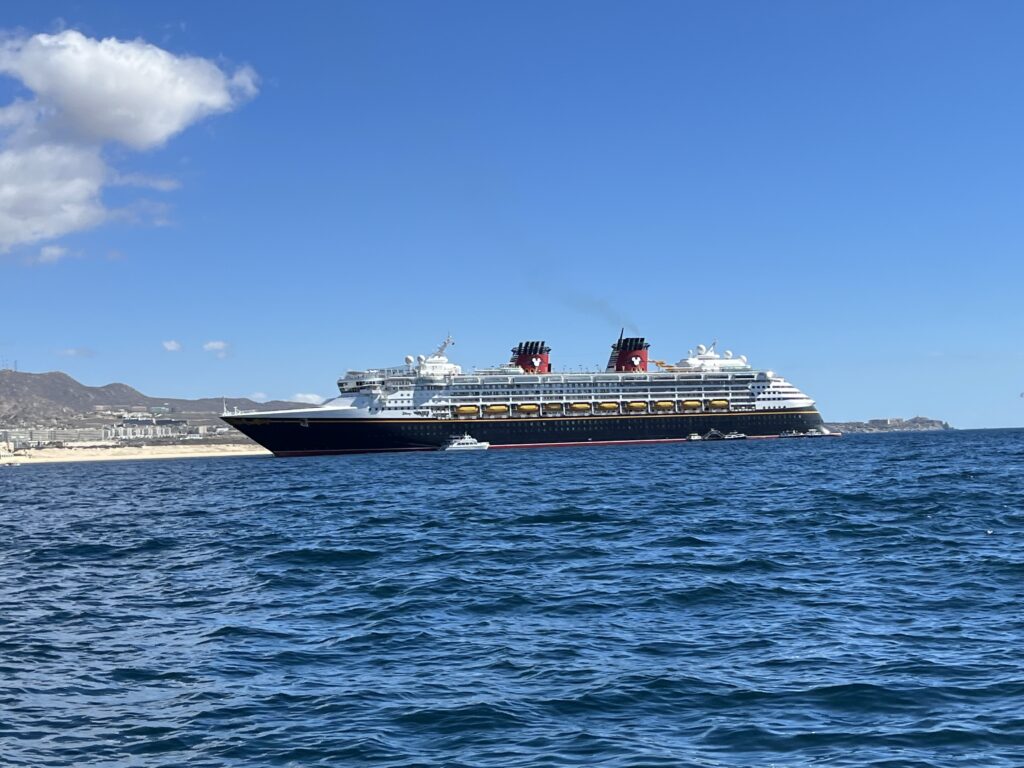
[2,430,1023,766]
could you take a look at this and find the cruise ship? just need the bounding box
[222,334,830,456]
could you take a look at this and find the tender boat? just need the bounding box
[441,434,490,451]
[724,431,747,440]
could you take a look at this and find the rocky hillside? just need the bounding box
[0,370,304,426]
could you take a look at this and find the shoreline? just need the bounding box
[1,443,272,466]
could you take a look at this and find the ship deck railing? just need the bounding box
[436,402,761,418]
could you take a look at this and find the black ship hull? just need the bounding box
[223,409,826,456]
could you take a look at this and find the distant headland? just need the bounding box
[824,416,952,434]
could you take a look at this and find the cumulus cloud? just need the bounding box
[162,339,182,352]
[0,144,105,249]
[0,30,257,150]
[203,340,229,358]
[0,29,257,253]
[292,393,323,405]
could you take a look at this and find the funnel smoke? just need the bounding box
[559,294,640,334]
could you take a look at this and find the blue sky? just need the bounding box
[1,2,1022,427]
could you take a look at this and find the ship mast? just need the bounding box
[433,335,455,358]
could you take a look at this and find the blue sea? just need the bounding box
[2,430,1023,767]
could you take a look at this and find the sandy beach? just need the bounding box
[1,443,272,466]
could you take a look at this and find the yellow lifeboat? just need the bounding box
[516,404,539,413]
[709,399,729,410]
[544,403,563,412]
[653,401,675,410]
[485,404,509,414]
[627,401,647,411]
[598,402,619,411]
[455,405,479,415]
[569,403,592,412]
[681,400,702,410]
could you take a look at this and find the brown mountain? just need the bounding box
[0,369,305,426]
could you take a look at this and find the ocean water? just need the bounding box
[2,430,1023,767]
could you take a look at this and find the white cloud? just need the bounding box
[36,244,68,263]
[114,198,173,228]
[292,393,323,404]
[57,346,94,357]
[0,98,38,129]
[0,29,257,253]
[111,172,181,191]
[248,391,268,402]
[0,144,106,249]
[203,340,229,358]
[162,339,182,352]
[0,30,257,149]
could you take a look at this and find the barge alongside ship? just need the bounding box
[222,335,829,456]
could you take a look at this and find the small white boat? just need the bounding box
[441,434,490,451]
[687,433,702,441]
[724,431,747,440]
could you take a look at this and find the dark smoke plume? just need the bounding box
[559,293,640,334]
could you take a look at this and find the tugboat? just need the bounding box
[441,434,490,452]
